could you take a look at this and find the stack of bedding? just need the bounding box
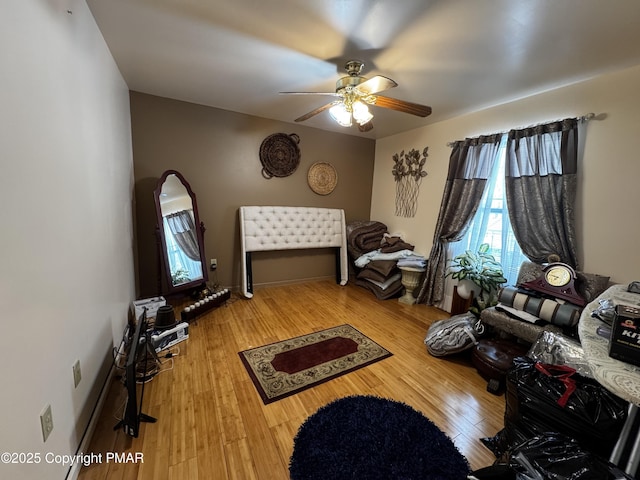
[346,220,388,260]
[346,221,423,300]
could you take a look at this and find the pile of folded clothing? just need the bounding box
[355,259,404,300]
[347,221,423,300]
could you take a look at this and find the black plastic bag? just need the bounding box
[509,433,634,479]
[503,357,628,458]
[470,464,516,480]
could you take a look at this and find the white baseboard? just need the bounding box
[65,364,116,480]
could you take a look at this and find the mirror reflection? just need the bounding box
[154,171,207,293]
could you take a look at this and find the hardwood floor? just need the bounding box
[78,280,505,480]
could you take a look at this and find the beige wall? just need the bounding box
[131,92,376,297]
[372,64,640,287]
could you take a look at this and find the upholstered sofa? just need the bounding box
[480,262,610,344]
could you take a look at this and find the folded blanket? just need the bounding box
[346,220,388,259]
[379,235,415,253]
[354,249,415,268]
[355,277,404,300]
[380,240,415,253]
[366,260,398,277]
[498,286,583,327]
[397,254,427,269]
[357,267,396,284]
[361,273,402,291]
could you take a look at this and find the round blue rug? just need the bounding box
[289,395,470,479]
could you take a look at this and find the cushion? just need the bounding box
[575,272,610,303]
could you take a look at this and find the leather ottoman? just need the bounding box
[472,338,528,394]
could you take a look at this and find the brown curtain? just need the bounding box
[505,118,579,268]
[416,134,502,305]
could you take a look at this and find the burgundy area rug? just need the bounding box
[238,324,392,404]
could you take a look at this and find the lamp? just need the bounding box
[329,90,374,128]
[352,100,373,125]
[329,102,352,127]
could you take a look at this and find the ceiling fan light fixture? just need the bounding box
[352,100,373,125]
[329,103,352,127]
[284,60,431,129]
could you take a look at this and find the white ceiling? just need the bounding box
[87,0,640,139]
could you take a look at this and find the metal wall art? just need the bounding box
[392,147,429,217]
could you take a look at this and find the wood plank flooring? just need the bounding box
[78,280,505,480]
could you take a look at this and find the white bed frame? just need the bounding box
[239,206,349,298]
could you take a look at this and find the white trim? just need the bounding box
[65,365,116,480]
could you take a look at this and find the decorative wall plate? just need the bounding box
[259,133,301,179]
[308,162,337,195]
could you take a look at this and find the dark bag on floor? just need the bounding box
[509,433,634,479]
[503,357,628,459]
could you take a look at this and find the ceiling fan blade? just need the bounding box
[280,91,340,96]
[358,120,374,132]
[294,102,336,122]
[355,75,397,95]
[370,95,432,117]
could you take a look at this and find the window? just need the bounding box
[450,137,527,286]
[162,216,203,285]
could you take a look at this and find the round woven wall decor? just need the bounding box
[308,162,338,195]
[259,133,301,179]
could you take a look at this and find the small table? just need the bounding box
[578,284,640,476]
[398,266,425,305]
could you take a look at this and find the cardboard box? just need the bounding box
[609,304,640,367]
[132,296,166,319]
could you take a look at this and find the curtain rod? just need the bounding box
[446,113,596,147]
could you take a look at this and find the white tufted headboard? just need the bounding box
[239,206,348,298]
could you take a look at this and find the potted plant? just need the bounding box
[447,243,507,316]
[171,268,191,286]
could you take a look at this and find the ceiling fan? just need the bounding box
[280,60,432,132]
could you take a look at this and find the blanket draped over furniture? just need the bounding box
[239,206,348,298]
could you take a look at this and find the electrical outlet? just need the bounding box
[40,404,53,442]
[210,258,217,270]
[72,359,81,388]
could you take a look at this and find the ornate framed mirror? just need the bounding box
[154,170,208,295]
